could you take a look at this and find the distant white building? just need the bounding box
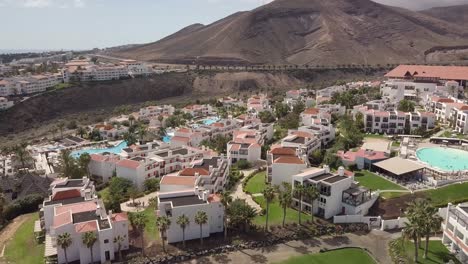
[138,105,175,121]
[0,73,62,96]
[0,97,13,110]
[157,190,224,244]
[181,104,214,118]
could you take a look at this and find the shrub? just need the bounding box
[236,160,251,170]
[3,194,44,220]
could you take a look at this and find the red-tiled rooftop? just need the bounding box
[160,176,197,186]
[111,212,128,222]
[51,189,81,201]
[273,156,304,165]
[75,221,98,233]
[171,136,190,142]
[270,147,296,156]
[208,193,221,203]
[179,168,209,176]
[386,65,468,81]
[303,108,319,115]
[116,159,141,169]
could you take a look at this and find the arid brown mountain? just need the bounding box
[420,5,468,27]
[112,0,468,65]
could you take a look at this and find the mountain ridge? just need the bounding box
[111,0,468,65]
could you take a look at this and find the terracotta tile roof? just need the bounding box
[55,201,97,215]
[75,221,98,233]
[177,128,191,133]
[52,189,82,201]
[385,65,468,81]
[208,193,221,203]
[116,159,141,169]
[432,97,454,103]
[179,168,209,176]
[160,176,197,186]
[270,147,296,156]
[273,156,304,165]
[111,212,128,222]
[53,212,72,228]
[291,131,313,139]
[91,154,106,162]
[229,144,241,151]
[172,136,190,142]
[303,108,319,115]
[344,170,355,177]
[212,122,225,128]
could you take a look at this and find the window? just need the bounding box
[319,197,327,204]
[104,239,109,244]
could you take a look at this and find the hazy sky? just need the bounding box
[1,0,467,50]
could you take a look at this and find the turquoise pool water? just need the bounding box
[416,147,468,171]
[203,117,219,125]
[71,141,128,158]
[162,136,172,143]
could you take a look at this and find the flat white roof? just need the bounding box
[374,157,425,176]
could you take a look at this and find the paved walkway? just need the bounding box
[231,167,264,212]
[120,192,158,212]
[184,229,394,264]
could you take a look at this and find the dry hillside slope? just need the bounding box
[113,0,468,65]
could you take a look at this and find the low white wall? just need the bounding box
[333,215,381,228]
[381,217,408,231]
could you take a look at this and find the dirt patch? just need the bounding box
[369,193,427,219]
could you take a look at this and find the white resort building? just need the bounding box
[292,166,379,219]
[157,190,224,244]
[39,177,129,264]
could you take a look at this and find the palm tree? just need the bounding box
[277,182,293,227]
[194,211,208,246]
[82,231,97,264]
[293,183,306,225]
[12,142,32,170]
[176,214,190,247]
[220,191,232,239]
[304,185,320,222]
[57,233,72,264]
[138,125,147,143]
[76,126,86,138]
[50,127,58,140]
[59,149,75,178]
[78,153,91,177]
[422,210,443,259]
[57,122,65,139]
[156,216,171,253]
[403,221,422,262]
[129,212,147,253]
[128,115,135,127]
[113,235,125,261]
[263,185,276,231]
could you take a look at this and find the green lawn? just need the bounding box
[245,171,267,194]
[253,196,310,226]
[276,248,376,264]
[421,182,468,207]
[98,187,110,200]
[4,213,44,264]
[396,239,459,264]
[392,141,401,147]
[142,206,159,241]
[355,171,406,191]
